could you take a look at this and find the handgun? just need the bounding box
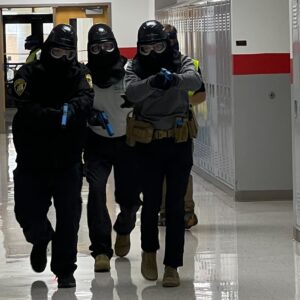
[98,111,114,136]
[61,103,68,128]
[160,68,173,82]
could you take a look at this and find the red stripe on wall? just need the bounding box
[119,47,137,59]
[290,59,293,84]
[233,53,290,75]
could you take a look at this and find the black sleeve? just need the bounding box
[13,63,94,129]
[12,64,62,128]
[67,65,94,127]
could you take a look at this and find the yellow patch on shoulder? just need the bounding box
[85,74,93,88]
[14,78,27,96]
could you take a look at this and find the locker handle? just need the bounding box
[295,100,298,119]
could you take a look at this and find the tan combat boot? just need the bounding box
[162,266,180,287]
[184,212,198,229]
[141,251,158,280]
[114,234,130,257]
[94,254,110,272]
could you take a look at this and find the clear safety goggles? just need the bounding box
[50,47,76,60]
[139,41,167,56]
[89,41,115,54]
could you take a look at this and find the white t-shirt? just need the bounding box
[89,78,132,138]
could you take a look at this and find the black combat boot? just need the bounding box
[57,274,76,288]
[30,243,48,273]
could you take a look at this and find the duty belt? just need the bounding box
[153,129,175,140]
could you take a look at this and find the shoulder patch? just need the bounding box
[14,78,27,96]
[85,74,93,88]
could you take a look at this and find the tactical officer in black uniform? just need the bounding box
[12,24,94,288]
[125,20,202,287]
[24,35,42,63]
[84,24,141,272]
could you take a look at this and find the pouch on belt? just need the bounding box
[126,113,154,146]
[174,117,189,143]
[187,109,199,139]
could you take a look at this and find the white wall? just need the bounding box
[112,0,155,47]
[232,0,290,54]
[0,0,155,48]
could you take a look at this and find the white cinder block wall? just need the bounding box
[231,0,292,198]
[232,0,290,55]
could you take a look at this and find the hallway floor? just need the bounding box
[0,129,297,300]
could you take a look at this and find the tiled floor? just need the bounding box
[0,128,297,299]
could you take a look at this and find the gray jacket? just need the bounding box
[125,55,203,130]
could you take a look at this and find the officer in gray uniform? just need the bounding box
[84,24,141,273]
[125,20,203,287]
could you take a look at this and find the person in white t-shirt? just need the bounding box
[84,24,141,272]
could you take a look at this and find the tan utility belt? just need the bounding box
[153,129,175,139]
[126,110,198,147]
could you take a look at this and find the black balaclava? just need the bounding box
[40,24,77,77]
[133,20,180,79]
[165,26,181,65]
[167,30,180,52]
[25,35,42,51]
[87,23,126,88]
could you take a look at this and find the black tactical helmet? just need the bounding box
[25,35,42,50]
[137,20,168,45]
[45,24,77,49]
[88,23,115,44]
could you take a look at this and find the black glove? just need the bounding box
[149,73,171,90]
[170,73,179,87]
[120,94,134,108]
[88,109,104,126]
[149,72,179,90]
[42,107,61,124]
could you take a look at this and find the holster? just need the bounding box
[174,117,189,143]
[126,113,154,146]
[187,108,199,139]
[126,113,136,146]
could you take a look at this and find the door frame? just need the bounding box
[0,2,111,133]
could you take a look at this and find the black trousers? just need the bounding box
[84,130,141,258]
[137,138,193,268]
[13,163,83,277]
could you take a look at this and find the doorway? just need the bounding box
[3,11,53,107]
[0,4,111,132]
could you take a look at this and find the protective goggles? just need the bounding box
[139,41,167,56]
[89,41,115,54]
[50,48,76,60]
